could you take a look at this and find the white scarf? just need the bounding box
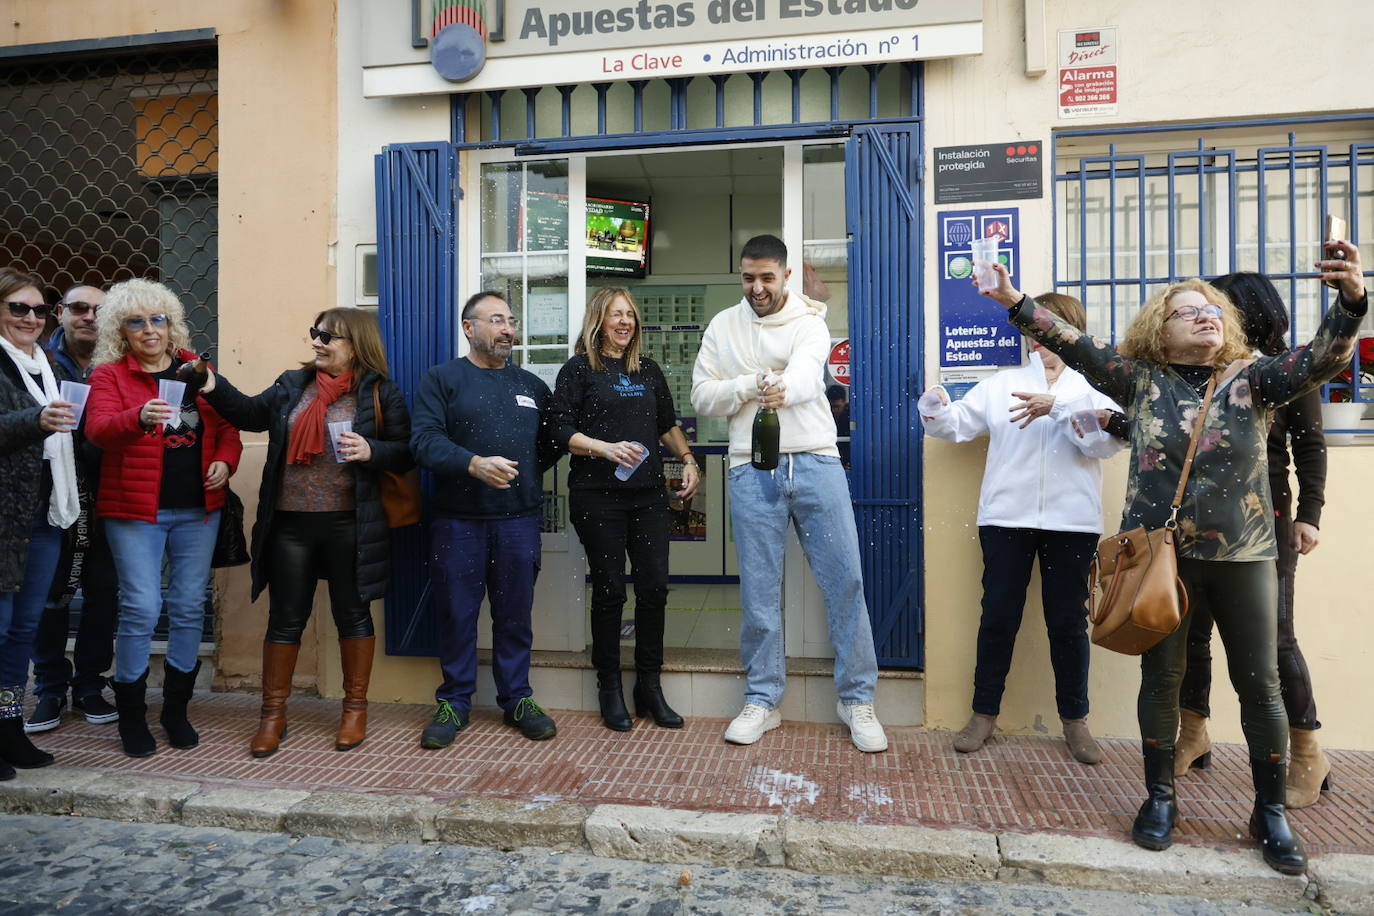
[0,336,80,529]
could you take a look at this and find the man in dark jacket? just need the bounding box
[410,291,563,748]
[27,285,120,733]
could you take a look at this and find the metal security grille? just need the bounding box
[0,47,220,358]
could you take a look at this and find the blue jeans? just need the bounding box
[104,508,219,682]
[0,505,64,688]
[728,453,879,709]
[429,513,540,715]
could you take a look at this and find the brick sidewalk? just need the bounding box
[28,690,1374,856]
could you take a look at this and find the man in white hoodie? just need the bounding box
[691,235,886,752]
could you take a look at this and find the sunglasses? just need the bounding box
[123,314,169,331]
[62,301,100,317]
[5,301,54,319]
[309,327,349,346]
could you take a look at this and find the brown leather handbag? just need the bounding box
[372,385,422,528]
[1088,374,1216,655]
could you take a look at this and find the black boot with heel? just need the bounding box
[633,670,683,728]
[597,670,633,732]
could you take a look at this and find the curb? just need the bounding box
[2,767,1369,913]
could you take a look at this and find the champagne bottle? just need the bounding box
[751,373,780,470]
[175,351,211,400]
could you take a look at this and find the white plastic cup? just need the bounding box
[328,420,354,462]
[614,441,648,481]
[970,237,1000,290]
[157,379,186,428]
[918,387,947,416]
[58,380,91,427]
[1071,409,1103,438]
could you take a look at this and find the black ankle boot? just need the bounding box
[597,670,632,732]
[159,659,201,749]
[1249,754,1307,875]
[1131,739,1177,850]
[633,671,683,728]
[0,716,55,769]
[111,671,157,758]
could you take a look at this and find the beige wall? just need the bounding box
[918,0,1374,750]
[6,1,340,689]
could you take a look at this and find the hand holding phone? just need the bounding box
[1323,214,1347,289]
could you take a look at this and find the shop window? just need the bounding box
[1054,118,1373,416]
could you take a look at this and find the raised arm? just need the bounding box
[920,381,993,443]
[201,369,288,433]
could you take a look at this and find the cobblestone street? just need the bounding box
[0,814,1314,915]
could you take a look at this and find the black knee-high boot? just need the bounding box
[1132,739,1177,850]
[1250,754,1307,874]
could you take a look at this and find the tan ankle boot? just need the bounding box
[1174,709,1211,777]
[953,713,996,753]
[250,642,300,758]
[1061,717,1102,764]
[335,636,375,751]
[1286,727,1331,809]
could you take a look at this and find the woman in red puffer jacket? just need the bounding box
[85,279,241,759]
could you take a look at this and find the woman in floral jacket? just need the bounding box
[977,240,1366,877]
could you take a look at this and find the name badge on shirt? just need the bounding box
[516,395,537,409]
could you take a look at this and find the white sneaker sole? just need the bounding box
[81,711,120,724]
[23,718,61,734]
[723,710,782,745]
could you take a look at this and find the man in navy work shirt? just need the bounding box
[410,291,563,747]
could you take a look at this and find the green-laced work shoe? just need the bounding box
[419,700,468,749]
[503,697,556,741]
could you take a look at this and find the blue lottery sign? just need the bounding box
[938,208,1023,368]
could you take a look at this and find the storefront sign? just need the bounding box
[933,141,1043,204]
[1057,27,1118,118]
[364,0,983,96]
[827,338,850,386]
[938,208,1022,368]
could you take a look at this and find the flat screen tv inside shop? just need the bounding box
[524,191,651,279]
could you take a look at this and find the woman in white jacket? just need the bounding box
[921,292,1123,763]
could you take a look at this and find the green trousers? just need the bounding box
[1138,558,1286,759]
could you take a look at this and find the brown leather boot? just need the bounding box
[250,642,300,759]
[1061,717,1102,764]
[953,713,996,753]
[1174,709,1211,776]
[336,636,375,751]
[1286,727,1331,809]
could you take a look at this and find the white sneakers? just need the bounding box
[837,701,888,753]
[723,701,888,753]
[723,703,782,745]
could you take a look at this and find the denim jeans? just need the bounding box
[0,505,64,688]
[727,453,878,709]
[33,514,119,699]
[429,513,540,715]
[104,508,220,681]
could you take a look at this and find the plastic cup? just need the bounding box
[157,379,186,428]
[328,420,354,462]
[614,441,648,481]
[970,237,1000,290]
[917,387,947,416]
[1071,409,1103,438]
[58,380,91,427]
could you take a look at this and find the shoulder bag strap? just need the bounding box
[1166,372,1218,530]
[371,382,384,436]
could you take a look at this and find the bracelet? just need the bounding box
[680,451,697,466]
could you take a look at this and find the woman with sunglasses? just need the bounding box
[979,242,1366,875]
[200,308,413,757]
[85,279,242,758]
[0,267,80,778]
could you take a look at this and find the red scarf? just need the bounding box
[286,371,353,465]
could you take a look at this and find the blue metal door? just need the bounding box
[374,141,458,656]
[845,124,924,668]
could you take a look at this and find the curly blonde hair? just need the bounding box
[93,278,192,366]
[1119,278,1251,367]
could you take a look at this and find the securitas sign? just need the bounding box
[363,0,982,96]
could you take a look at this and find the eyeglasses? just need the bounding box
[468,315,519,330]
[123,314,169,331]
[309,326,349,345]
[5,301,54,319]
[1165,304,1224,323]
[61,301,100,317]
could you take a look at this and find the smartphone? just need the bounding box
[1323,214,1346,289]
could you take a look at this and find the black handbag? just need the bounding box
[212,486,250,568]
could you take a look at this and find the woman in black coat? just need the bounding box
[202,307,413,757]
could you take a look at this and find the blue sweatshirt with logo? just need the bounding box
[410,357,562,520]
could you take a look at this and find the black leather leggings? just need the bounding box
[264,511,373,644]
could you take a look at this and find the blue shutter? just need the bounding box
[375,141,458,657]
[845,125,924,668]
